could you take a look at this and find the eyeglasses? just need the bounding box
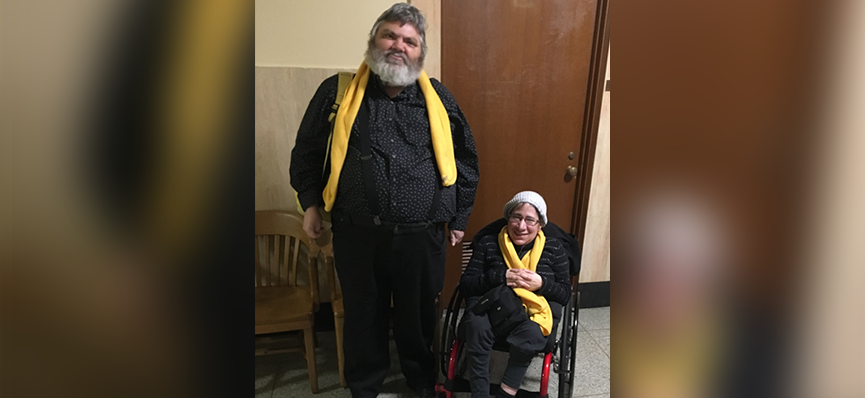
[508,214,539,227]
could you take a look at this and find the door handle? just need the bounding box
[566,165,578,177]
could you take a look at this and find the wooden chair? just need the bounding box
[254,210,320,393]
[316,224,346,388]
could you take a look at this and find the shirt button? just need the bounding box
[392,154,396,159]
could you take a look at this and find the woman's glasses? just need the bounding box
[508,214,539,227]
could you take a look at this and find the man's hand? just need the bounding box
[302,206,323,239]
[447,228,465,247]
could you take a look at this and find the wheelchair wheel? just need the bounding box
[439,284,465,378]
[557,290,579,398]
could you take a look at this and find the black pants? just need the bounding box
[461,298,559,398]
[332,216,446,398]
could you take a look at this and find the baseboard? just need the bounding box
[578,281,610,308]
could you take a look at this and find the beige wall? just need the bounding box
[255,0,396,68]
[791,0,865,394]
[580,45,611,284]
[255,66,351,211]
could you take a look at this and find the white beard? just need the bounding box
[365,47,423,87]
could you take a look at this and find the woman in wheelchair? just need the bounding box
[459,191,573,398]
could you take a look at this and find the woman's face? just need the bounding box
[507,203,541,246]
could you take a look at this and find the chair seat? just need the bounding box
[255,286,314,329]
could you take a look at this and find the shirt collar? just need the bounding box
[371,73,419,99]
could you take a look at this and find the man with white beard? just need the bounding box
[290,3,479,398]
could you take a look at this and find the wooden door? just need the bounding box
[440,0,608,298]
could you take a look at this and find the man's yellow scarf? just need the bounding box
[321,61,457,212]
[498,227,553,336]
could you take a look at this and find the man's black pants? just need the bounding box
[332,216,447,398]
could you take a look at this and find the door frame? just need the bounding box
[572,0,610,246]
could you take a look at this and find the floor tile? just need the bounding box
[587,329,609,358]
[264,331,347,398]
[258,307,609,398]
[577,307,609,331]
[571,324,610,396]
[443,319,608,398]
[254,355,280,398]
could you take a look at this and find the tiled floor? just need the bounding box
[255,306,609,398]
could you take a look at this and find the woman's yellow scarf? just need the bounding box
[498,226,554,336]
[321,61,457,212]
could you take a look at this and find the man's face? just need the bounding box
[372,21,422,67]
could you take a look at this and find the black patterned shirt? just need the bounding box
[291,72,480,230]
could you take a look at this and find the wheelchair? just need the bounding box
[434,220,581,398]
[434,284,579,398]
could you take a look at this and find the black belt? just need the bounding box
[341,213,438,235]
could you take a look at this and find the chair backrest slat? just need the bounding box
[254,236,261,287]
[274,235,280,286]
[289,237,300,286]
[277,235,284,287]
[278,235,287,285]
[266,235,274,286]
[255,211,321,292]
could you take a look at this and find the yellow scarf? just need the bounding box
[498,227,553,336]
[321,61,457,212]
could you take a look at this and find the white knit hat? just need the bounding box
[503,191,548,226]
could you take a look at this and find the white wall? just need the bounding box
[255,0,397,68]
